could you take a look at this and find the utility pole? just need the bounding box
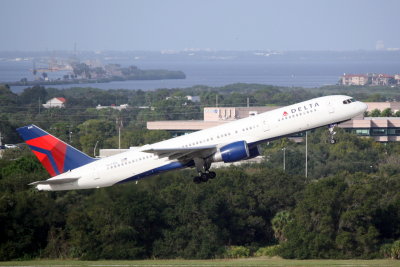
[305,131,308,178]
[216,94,218,107]
[38,97,41,114]
[94,140,99,157]
[69,125,73,144]
[0,131,3,146]
[118,123,121,149]
[116,117,122,149]
[282,147,286,171]
[247,97,249,108]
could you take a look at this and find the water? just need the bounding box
[2,54,400,93]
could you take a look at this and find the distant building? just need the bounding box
[43,97,66,108]
[148,106,280,135]
[371,74,393,86]
[341,74,369,86]
[186,95,200,102]
[96,104,129,111]
[366,102,400,113]
[104,64,123,76]
[166,95,201,103]
[340,117,400,142]
[340,73,397,86]
[204,106,277,121]
[395,74,400,85]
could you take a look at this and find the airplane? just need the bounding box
[17,95,367,191]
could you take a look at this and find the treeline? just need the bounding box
[365,108,400,117]
[1,129,400,260]
[2,83,318,150]
[1,83,400,260]
[2,82,400,147]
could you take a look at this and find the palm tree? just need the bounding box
[271,210,292,243]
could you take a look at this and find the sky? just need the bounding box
[1,0,399,51]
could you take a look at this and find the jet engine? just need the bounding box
[212,140,250,163]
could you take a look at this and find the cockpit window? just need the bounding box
[343,98,356,104]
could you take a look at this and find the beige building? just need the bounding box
[341,74,369,86]
[341,73,398,86]
[371,74,393,86]
[339,117,400,142]
[366,102,400,113]
[148,106,280,132]
[203,106,277,121]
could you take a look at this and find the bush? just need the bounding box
[391,240,400,259]
[223,246,250,258]
[380,243,392,258]
[255,245,281,257]
[380,240,400,259]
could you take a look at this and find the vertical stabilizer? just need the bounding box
[17,124,95,177]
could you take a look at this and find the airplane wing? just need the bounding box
[142,145,217,160]
[29,177,80,185]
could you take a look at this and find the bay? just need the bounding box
[1,54,400,93]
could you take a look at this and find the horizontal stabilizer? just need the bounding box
[29,177,80,185]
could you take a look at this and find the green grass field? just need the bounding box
[0,258,398,267]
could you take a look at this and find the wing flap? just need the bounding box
[29,177,80,185]
[142,145,217,160]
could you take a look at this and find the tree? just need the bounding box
[272,211,292,243]
[369,109,381,117]
[381,108,393,117]
[77,119,116,155]
[19,86,47,105]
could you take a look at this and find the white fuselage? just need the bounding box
[37,95,367,191]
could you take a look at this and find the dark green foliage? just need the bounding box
[65,186,164,259]
[2,85,400,260]
[2,124,400,260]
[19,85,47,105]
[279,173,400,259]
[0,85,17,110]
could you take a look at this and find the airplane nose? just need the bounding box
[360,102,368,112]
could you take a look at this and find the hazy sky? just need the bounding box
[1,0,399,51]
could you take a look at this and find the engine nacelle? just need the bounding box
[212,141,250,163]
[247,145,261,159]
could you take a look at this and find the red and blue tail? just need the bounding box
[17,124,95,177]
